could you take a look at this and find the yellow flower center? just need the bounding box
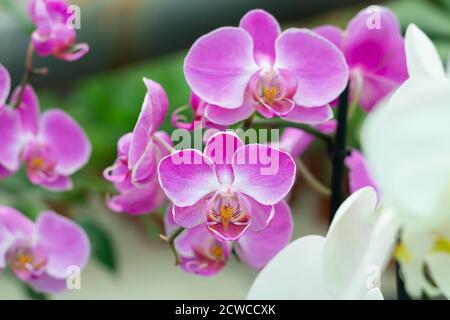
[395,243,412,263]
[432,237,450,254]
[262,86,277,104]
[29,157,45,171]
[210,245,224,261]
[220,206,233,231]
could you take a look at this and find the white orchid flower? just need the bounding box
[247,187,399,300]
[361,24,450,298]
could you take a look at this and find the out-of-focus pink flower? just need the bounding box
[158,131,296,241]
[165,201,293,276]
[184,9,348,125]
[279,120,337,158]
[0,207,90,294]
[345,149,381,203]
[28,0,89,61]
[171,93,227,131]
[103,78,170,214]
[315,7,408,112]
[0,65,91,190]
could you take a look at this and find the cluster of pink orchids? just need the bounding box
[104,7,405,276]
[0,2,408,293]
[0,0,90,293]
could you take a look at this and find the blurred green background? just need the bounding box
[0,0,449,299]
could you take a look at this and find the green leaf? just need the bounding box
[78,220,118,273]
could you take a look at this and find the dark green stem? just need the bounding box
[162,227,185,265]
[252,118,333,148]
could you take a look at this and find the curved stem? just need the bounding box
[296,159,331,197]
[160,227,185,265]
[252,118,333,148]
[347,71,363,120]
[12,41,48,109]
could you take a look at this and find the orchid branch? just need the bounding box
[252,118,333,148]
[12,41,48,109]
[295,159,331,197]
[160,227,185,265]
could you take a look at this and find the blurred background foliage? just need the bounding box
[0,0,449,299]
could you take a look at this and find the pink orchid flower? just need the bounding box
[184,9,348,126]
[315,6,408,112]
[171,93,227,131]
[279,120,337,159]
[345,149,381,203]
[0,65,91,190]
[28,0,89,61]
[104,78,171,214]
[0,207,90,294]
[165,201,293,276]
[158,131,296,241]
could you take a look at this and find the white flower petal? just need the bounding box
[362,80,450,230]
[427,253,450,299]
[247,235,331,300]
[363,287,384,300]
[405,24,446,79]
[323,188,398,299]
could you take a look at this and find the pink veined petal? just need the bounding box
[55,43,89,62]
[282,104,333,124]
[314,25,344,49]
[205,98,255,126]
[184,27,259,109]
[275,28,348,107]
[35,211,90,279]
[172,198,209,229]
[0,64,11,106]
[0,206,34,239]
[239,9,281,67]
[31,174,73,192]
[39,109,91,175]
[129,78,169,168]
[238,193,274,232]
[107,181,166,215]
[11,85,40,136]
[131,140,157,186]
[26,273,68,294]
[345,7,403,72]
[204,132,244,185]
[158,149,221,207]
[237,200,293,269]
[0,108,24,172]
[345,149,381,203]
[232,144,296,205]
[355,71,398,112]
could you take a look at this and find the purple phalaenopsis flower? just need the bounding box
[315,6,408,112]
[345,149,381,203]
[184,9,348,126]
[104,78,170,214]
[0,65,91,190]
[171,93,226,131]
[165,201,293,276]
[158,131,296,241]
[0,207,90,294]
[28,0,89,61]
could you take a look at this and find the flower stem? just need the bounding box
[12,41,48,109]
[160,227,185,265]
[329,85,349,224]
[252,118,333,148]
[296,159,331,197]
